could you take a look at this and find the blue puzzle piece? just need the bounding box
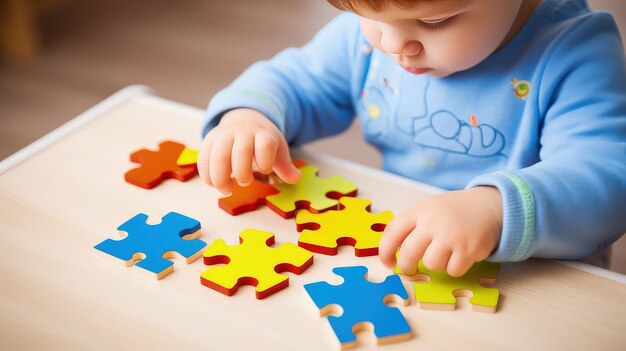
[94,212,205,279]
[304,266,412,348]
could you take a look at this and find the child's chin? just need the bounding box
[428,71,452,78]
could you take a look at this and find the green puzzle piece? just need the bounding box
[265,165,357,218]
[395,260,500,313]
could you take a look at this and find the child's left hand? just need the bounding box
[378,187,503,277]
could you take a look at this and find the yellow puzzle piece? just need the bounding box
[200,229,314,299]
[176,147,199,166]
[296,197,393,256]
[265,165,358,218]
[395,260,500,313]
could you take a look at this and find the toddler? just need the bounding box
[198,0,626,276]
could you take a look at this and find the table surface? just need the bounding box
[1,86,625,350]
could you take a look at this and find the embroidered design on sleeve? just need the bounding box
[511,78,531,100]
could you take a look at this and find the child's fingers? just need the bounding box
[273,138,301,184]
[209,135,235,195]
[396,230,431,275]
[253,132,278,174]
[446,250,473,277]
[231,134,255,186]
[197,136,213,186]
[379,211,417,268]
[421,240,452,272]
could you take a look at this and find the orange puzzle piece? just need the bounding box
[124,140,197,189]
[218,159,308,216]
[218,178,279,215]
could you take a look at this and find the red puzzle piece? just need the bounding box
[124,141,197,189]
[218,179,279,215]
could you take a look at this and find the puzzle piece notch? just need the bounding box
[201,229,314,299]
[94,212,205,279]
[395,260,500,313]
[125,141,197,189]
[296,197,393,257]
[218,178,279,216]
[265,165,358,218]
[304,266,412,349]
[176,147,199,166]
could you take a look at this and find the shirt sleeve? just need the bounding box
[201,12,366,146]
[468,12,626,261]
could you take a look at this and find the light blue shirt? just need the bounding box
[203,0,626,262]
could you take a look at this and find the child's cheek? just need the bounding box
[359,18,383,52]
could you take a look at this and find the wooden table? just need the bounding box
[1,86,624,350]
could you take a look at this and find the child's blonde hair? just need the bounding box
[327,0,420,13]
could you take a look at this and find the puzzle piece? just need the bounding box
[395,260,500,313]
[296,197,393,256]
[217,160,308,216]
[124,141,197,189]
[201,229,314,299]
[176,147,199,166]
[218,178,279,216]
[265,165,358,218]
[304,266,412,349]
[94,212,205,279]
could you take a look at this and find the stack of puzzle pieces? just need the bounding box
[94,140,501,350]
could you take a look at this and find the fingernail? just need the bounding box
[236,178,252,187]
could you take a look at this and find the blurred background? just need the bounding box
[1,0,625,273]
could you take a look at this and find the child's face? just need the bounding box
[358,0,525,77]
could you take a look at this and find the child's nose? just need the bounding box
[380,30,422,56]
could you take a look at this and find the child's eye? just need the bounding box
[418,16,454,31]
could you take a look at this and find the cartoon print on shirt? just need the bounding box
[511,78,531,99]
[359,55,506,158]
[359,58,398,145]
[396,72,429,134]
[360,62,429,147]
[413,111,506,157]
[361,86,391,140]
[398,75,506,157]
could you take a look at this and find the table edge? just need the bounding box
[0,84,155,175]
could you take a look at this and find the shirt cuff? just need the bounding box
[466,170,536,262]
[201,88,287,138]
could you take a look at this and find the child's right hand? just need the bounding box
[198,108,301,195]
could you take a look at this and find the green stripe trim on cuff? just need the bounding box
[503,170,536,260]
